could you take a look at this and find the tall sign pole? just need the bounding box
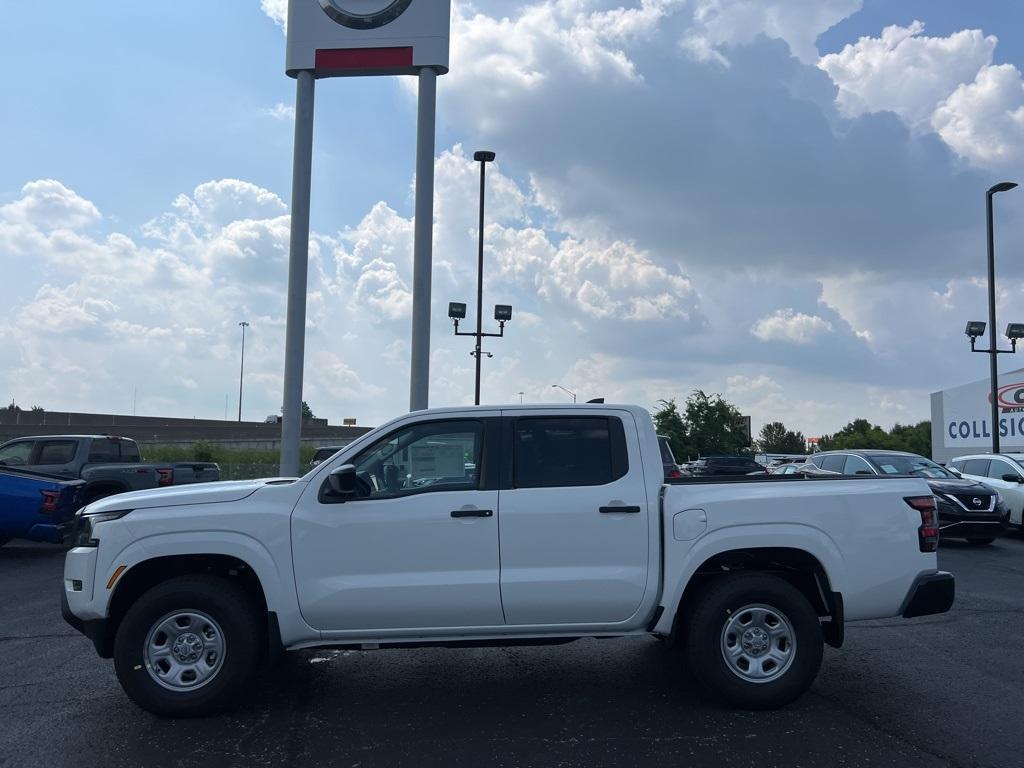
[409,68,437,412]
[280,70,316,475]
[280,0,451,475]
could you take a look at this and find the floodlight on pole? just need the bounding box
[965,180,1019,452]
[449,150,512,406]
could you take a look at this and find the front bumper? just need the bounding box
[61,589,112,657]
[936,499,1008,540]
[901,571,955,618]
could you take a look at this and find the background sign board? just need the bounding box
[932,368,1024,462]
[287,0,451,77]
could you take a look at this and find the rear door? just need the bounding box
[497,411,649,626]
[32,439,81,478]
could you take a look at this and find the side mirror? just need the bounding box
[327,464,358,498]
[1002,473,1023,484]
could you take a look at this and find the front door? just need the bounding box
[497,412,650,626]
[291,415,504,633]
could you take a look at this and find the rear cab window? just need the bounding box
[820,455,846,473]
[514,417,628,488]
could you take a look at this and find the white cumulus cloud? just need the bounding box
[751,309,834,344]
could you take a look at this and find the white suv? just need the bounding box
[950,454,1024,529]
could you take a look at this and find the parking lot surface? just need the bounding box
[2,537,1023,768]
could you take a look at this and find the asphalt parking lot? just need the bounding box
[2,537,1023,768]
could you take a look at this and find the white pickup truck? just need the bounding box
[62,404,954,717]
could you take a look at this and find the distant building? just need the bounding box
[931,366,1024,464]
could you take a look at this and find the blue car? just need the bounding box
[0,468,85,545]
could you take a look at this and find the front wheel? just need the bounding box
[113,575,263,717]
[684,573,823,710]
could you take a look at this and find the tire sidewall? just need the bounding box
[686,574,823,710]
[113,577,261,717]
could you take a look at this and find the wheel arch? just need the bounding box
[662,543,845,649]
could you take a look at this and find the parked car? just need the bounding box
[690,455,768,477]
[309,446,343,468]
[0,436,220,506]
[657,435,681,479]
[64,403,952,717]
[806,450,1009,544]
[950,454,1024,532]
[1,467,84,545]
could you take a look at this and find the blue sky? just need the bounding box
[1,1,1023,438]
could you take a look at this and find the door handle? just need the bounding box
[600,505,641,514]
[451,509,494,518]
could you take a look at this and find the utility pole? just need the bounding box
[238,321,250,422]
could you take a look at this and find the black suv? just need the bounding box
[689,455,767,477]
[806,450,1009,545]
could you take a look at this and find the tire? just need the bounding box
[113,575,263,717]
[966,538,995,546]
[684,573,823,710]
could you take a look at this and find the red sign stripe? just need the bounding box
[315,47,414,71]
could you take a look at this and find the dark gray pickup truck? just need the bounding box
[0,435,219,506]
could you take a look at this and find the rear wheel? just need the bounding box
[684,573,823,710]
[113,575,262,717]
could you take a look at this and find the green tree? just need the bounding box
[816,418,934,456]
[756,421,806,454]
[678,390,750,459]
[301,401,315,419]
[653,399,687,459]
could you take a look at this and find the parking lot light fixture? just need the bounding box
[551,384,577,403]
[448,151,511,406]
[967,181,1020,452]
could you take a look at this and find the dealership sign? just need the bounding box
[942,377,1024,447]
[286,0,451,77]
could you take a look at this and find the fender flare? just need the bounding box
[653,522,846,636]
[101,530,292,618]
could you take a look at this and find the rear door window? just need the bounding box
[843,455,874,475]
[120,441,141,461]
[87,439,122,463]
[515,417,627,488]
[36,441,78,465]
[963,458,991,477]
[820,455,846,473]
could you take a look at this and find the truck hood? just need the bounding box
[83,478,300,513]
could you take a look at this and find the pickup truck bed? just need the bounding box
[62,404,953,717]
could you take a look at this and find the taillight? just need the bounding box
[40,490,60,515]
[905,496,939,552]
[157,468,174,487]
[667,468,681,478]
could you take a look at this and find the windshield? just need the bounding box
[868,455,955,478]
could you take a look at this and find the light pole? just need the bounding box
[518,391,524,404]
[448,151,513,406]
[965,181,1018,452]
[238,321,249,422]
[551,384,577,403]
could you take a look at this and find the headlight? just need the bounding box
[66,509,132,547]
